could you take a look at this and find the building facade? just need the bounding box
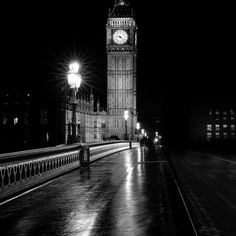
[106,0,137,140]
[65,89,107,144]
[65,0,138,142]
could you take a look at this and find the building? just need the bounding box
[106,0,138,140]
[65,88,107,144]
[0,90,50,153]
[65,0,138,142]
[188,105,236,147]
[206,108,235,143]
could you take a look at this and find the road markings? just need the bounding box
[174,179,199,236]
[208,155,236,164]
[216,191,236,212]
[138,160,167,164]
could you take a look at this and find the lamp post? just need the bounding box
[124,110,129,140]
[136,122,140,141]
[67,62,82,144]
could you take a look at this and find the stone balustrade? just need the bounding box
[0,148,87,200]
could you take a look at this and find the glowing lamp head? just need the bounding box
[124,110,129,121]
[136,122,140,130]
[67,73,82,89]
[141,129,144,134]
[69,62,80,74]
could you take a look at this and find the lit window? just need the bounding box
[223,133,228,138]
[14,117,18,125]
[223,124,228,129]
[215,124,220,131]
[230,110,235,115]
[231,117,235,121]
[231,133,235,139]
[215,132,220,138]
[3,114,7,125]
[207,132,212,141]
[223,117,227,120]
[215,110,220,115]
[209,110,212,115]
[231,125,235,131]
[223,111,227,115]
[207,124,212,131]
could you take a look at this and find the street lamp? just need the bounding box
[67,62,82,144]
[136,122,140,141]
[124,110,129,140]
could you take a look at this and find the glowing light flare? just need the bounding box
[136,122,140,130]
[141,129,144,135]
[124,110,129,121]
[69,62,80,74]
[67,73,82,89]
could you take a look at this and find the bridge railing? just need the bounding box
[0,141,138,201]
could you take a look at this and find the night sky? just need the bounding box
[1,1,235,138]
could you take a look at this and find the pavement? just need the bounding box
[0,145,196,236]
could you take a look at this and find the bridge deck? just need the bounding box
[0,146,195,235]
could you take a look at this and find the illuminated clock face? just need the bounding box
[113,30,128,44]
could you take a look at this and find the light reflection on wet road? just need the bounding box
[168,150,236,235]
[0,147,189,236]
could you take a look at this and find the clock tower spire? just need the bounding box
[107,0,137,140]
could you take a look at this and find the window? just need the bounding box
[223,133,228,139]
[94,120,97,128]
[207,132,212,141]
[215,124,220,131]
[14,117,18,125]
[215,132,220,138]
[230,110,235,115]
[207,124,212,131]
[223,111,227,115]
[3,114,7,125]
[223,124,228,129]
[94,133,97,139]
[231,125,235,131]
[215,110,220,115]
[231,133,235,139]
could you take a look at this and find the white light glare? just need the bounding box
[124,110,129,120]
[69,62,80,74]
[68,73,82,89]
[136,122,140,130]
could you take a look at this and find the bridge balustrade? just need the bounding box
[0,141,137,201]
[0,148,85,200]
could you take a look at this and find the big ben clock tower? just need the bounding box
[107,0,137,140]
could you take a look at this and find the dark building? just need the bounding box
[0,90,50,153]
[188,104,236,149]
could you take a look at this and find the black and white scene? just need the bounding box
[0,0,235,235]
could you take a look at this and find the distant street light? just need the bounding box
[136,122,140,141]
[67,62,82,144]
[124,110,129,140]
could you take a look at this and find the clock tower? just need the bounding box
[107,0,137,140]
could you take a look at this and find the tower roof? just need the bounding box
[110,0,133,18]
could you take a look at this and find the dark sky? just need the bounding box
[1,1,235,132]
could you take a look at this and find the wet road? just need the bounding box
[0,146,195,236]
[167,150,236,236]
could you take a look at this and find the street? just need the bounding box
[0,146,195,236]
[167,149,236,235]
